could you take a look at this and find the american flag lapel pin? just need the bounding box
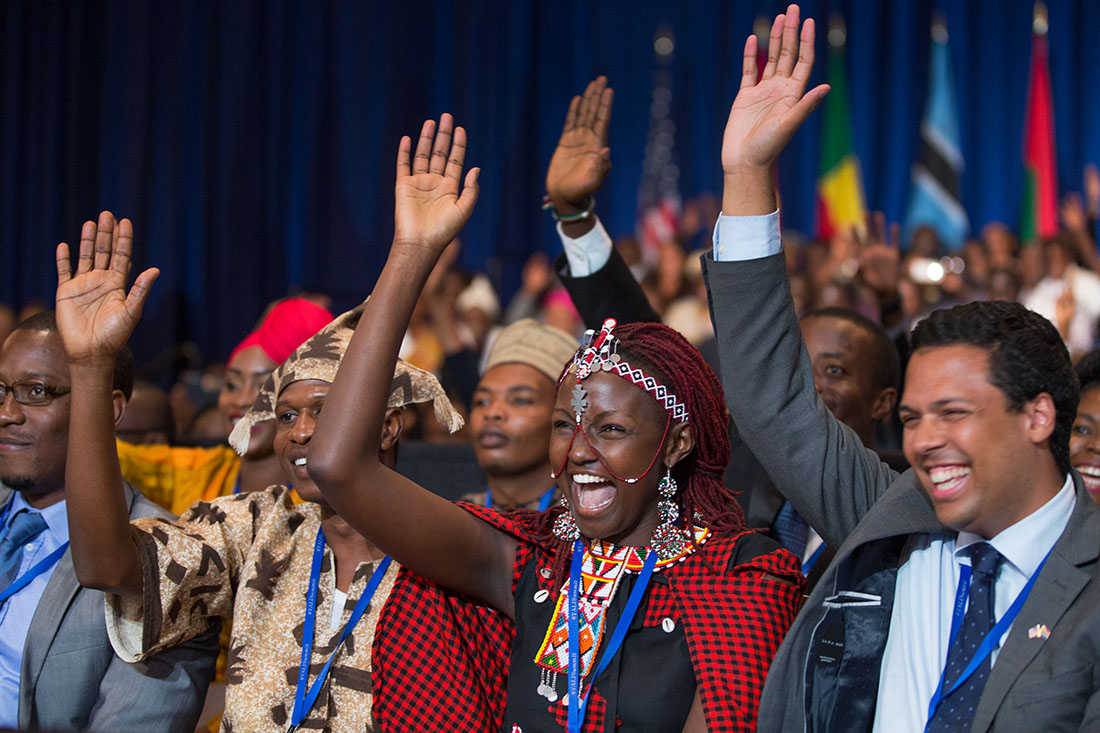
[1027,624,1051,639]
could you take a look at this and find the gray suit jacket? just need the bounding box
[703,251,1100,732]
[0,483,218,732]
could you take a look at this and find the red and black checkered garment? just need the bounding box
[371,503,804,732]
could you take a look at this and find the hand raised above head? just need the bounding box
[55,211,159,364]
[722,4,829,175]
[546,76,614,212]
[394,114,480,255]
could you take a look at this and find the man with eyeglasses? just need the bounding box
[0,310,216,730]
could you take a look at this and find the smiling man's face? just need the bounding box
[0,329,72,507]
[900,344,1055,539]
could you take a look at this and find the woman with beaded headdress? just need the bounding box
[52,212,463,732]
[308,114,804,731]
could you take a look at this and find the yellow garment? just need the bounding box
[116,439,241,517]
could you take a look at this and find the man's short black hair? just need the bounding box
[12,310,134,400]
[802,306,901,393]
[911,300,1078,476]
[1075,348,1100,394]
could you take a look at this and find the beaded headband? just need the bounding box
[550,318,687,484]
[561,318,690,423]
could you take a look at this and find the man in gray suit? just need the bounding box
[702,5,1100,731]
[0,311,216,730]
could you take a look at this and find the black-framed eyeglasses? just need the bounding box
[0,380,72,406]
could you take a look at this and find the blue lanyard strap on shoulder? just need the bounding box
[566,539,658,733]
[802,542,827,575]
[0,503,67,604]
[924,546,1053,727]
[484,486,556,512]
[289,528,392,731]
[0,542,69,603]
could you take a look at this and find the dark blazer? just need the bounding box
[703,250,1100,732]
[0,483,218,732]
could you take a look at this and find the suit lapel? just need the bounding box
[19,484,139,726]
[971,480,1100,731]
[20,548,79,724]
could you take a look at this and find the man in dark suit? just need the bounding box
[0,311,216,730]
[702,6,1100,731]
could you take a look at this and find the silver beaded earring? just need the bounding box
[651,468,689,560]
[553,496,581,543]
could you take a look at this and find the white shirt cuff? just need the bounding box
[558,219,613,277]
[712,210,782,261]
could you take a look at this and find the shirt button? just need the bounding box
[534,590,550,604]
[662,617,676,633]
[540,567,552,579]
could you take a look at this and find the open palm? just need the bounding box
[55,212,159,363]
[721,6,828,173]
[546,77,613,208]
[394,114,479,253]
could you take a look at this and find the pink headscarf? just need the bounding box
[227,298,334,367]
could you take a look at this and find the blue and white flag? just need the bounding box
[904,18,969,251]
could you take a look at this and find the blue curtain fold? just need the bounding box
[3,0,1099,369]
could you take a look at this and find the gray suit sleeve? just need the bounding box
[701,251,898,547]
[85,622,219,732]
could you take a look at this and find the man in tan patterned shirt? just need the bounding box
[54,216,463,732]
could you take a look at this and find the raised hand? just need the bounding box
[55,211,159,364]
[545,76,614,211]
[857,211,901,298]
[394,114,480,253]
[721,5,828,214]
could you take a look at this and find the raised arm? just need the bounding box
[546,77,661,326]
[309,118,521,617]
[56,212,159,596]
[703,6,898,545]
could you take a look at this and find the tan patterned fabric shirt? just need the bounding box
[105,486,397,732]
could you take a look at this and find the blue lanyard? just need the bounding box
[924,546,1052,726]
[484,486,555,511]
[566,539,658,733]
[0,503,67,604]
[802,542,827,576]
[0,542,69,603]
[289,528,392,730]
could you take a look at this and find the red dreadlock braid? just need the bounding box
[612,321,744,534]
[519,320,745,593]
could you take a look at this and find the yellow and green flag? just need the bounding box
[815,17,866,240]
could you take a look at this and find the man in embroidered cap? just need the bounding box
[116,296,334,516]
[460,318,577,510]
[53,211,463,732]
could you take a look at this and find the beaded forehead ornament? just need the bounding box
[550,318,689,484]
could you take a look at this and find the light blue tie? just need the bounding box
[0,510,47,590]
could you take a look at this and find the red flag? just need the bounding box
[1020,2,1058,243]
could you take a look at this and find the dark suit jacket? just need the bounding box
[703,251,1100,732]
[0,483,218,732]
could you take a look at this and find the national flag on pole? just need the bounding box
[904,16,968,251]
[637,25,680,262]
[1020,1,1058,244]
[815,16,866,240]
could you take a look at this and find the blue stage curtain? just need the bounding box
[3,0,1099,368]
